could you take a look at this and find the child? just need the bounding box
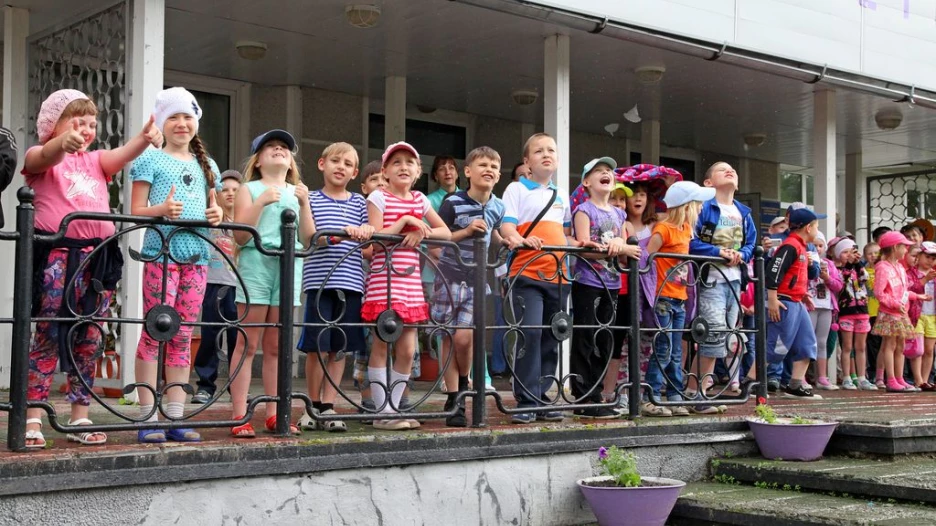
[130,87,223,443]
[865,242,886,386]
[191,170,241,404]
[904,244,925,390]
[570,158,640,419]
[500,133,577,424]
[902,224,924,247]
[915,241,936,390]
[811,233,844,389]
[363,142,450,430]
[644,181,715,416]
[689,162,757,409]
[229,129,315,437]
[23,89,161,448]
[833,238,874,390]
[360,160,386,196]
[353,159,384,414]
[432,146,505,427]
[298,142,373,432]
[873,231,924,392]
[762,208,825,398]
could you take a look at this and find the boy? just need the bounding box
[297,142,374,432]
[354,159,385,410]
[689,162,757,411]
[432,146,505,426]
[192,170,241,404]
[761,208,825,398]
[360,160,385,196]
[500,133,576,424]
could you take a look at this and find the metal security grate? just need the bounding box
[867,172,936,234]
[27,2,128,360]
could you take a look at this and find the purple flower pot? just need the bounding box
[747,418,838,461]
[577,476,685,526]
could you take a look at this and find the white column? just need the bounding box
[641,120,661,166]
[544,34,570,195]
[0,6,29,389]
[122,0,165,398]
[384,76,406,145]
[845,152,862,237]
[813,90,836,238]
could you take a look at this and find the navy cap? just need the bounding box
[787,201,827,220]
[788,208,819,230]
[250,129,297,155]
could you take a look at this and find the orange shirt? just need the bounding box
[652,221,691,300]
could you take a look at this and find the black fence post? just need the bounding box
[277,209,298,436]
[8,188,35,451]
[470,233,488,427]
[753,246,768,401]
[626,237,641,419]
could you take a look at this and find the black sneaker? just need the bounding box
[767,379,780,392]
[446,406,468,427]
[535,411,564,422]
[191,390,211,404]
[576,406,618,420]
[784,384,815,398]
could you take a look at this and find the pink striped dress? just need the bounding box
[361,189,431,323]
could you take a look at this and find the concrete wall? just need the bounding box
[0,441,753,526]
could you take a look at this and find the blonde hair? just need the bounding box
[320,142,359,169]
[466,146,501,166]
[662,201,700,237]
[522,133,555,158]
[242,150,301,185]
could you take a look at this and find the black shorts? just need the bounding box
[297,289,365,354]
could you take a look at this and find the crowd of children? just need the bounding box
[20,85,936,449]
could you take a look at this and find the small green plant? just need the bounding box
[713,474,738,485]
[597,446,641,487]
[754,397,777,423]
[790,416,812,425]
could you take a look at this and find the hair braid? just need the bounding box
[190,134,216,191]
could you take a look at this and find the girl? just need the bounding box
[809,233,843,390]
[644,181,715,417]
[363,142,449,431]
[873,231,925,392]
[904,245,927,390]
[229,129,314,438]
[915,242,936,390]
[570,158,641,419]
[131,87,223,443]
[23,89,162,449]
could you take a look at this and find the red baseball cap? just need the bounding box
[381,141,420,166]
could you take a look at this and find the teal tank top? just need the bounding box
[243,180,304,251]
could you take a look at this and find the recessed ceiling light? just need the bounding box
[743,133,767,147]
[875,109,903,130]
[346,4,381,28]
[634,66,666,85]
[235,41,267,60]
[511,90,538,106]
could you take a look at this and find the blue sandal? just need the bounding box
[166,428,201,442]
[138,429,166,443]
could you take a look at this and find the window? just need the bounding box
[780,172,813,205]
[907,189,936,219]
[368,114,467,159]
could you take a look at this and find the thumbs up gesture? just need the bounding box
[61,119,85,153]
[140,114,163,148]
[205,188,223,226]
[162,185,184,220]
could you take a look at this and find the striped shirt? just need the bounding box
[302,190,368,293]
[437,191,505,282]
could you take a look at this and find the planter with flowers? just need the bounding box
[747,397,838,461]
[577,446,685,526]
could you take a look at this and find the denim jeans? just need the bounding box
[697,280,741,359]
[194,283,238,395]
[645,296,686,401]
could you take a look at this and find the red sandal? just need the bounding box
[231,416,255,438]
[265,416,300,436]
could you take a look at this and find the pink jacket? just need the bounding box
[874,260,921,316]
[813,258,844,312]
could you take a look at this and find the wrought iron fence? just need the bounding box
[0,188,768,451]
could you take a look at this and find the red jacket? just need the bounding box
[767,232,808,302]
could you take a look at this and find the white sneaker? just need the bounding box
[857,378,879,391]
[841,378,857,390]
[373,418,411,430]
[815,379,839,391]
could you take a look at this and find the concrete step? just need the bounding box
[672,481,936,525]
[711,456,936,505]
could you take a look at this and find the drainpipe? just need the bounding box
[452,0,936,109]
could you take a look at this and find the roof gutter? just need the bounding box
[451,0,936,110]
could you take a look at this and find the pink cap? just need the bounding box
[921,241,936,255]
[381,141,419,166]
[37,89,91,144]
[878,231,914,249]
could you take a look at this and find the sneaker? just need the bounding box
[784,384,820,398]
[876,378,887,389]
[446,406,468,427]
[841,378,857,390]
[511,412,533,424]
[815,378,839,391]
[690,405,720,415]
[767,379,780,393]
[575,406,618,419]
[399,397,411,412]
[191,390,211,404]
[640,402,673,417]
[373,418,411,430]
[612,394,629,416]
[536,411,564,422]
[727,382,741,395]
[670,406,690,416]
[857,378,879,391]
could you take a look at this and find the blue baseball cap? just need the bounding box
[582,157,616,179]
[662,181,715,209]
[788,208,820,230]
[250,129,297,155]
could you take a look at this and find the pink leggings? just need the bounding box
[136,262,207,367]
